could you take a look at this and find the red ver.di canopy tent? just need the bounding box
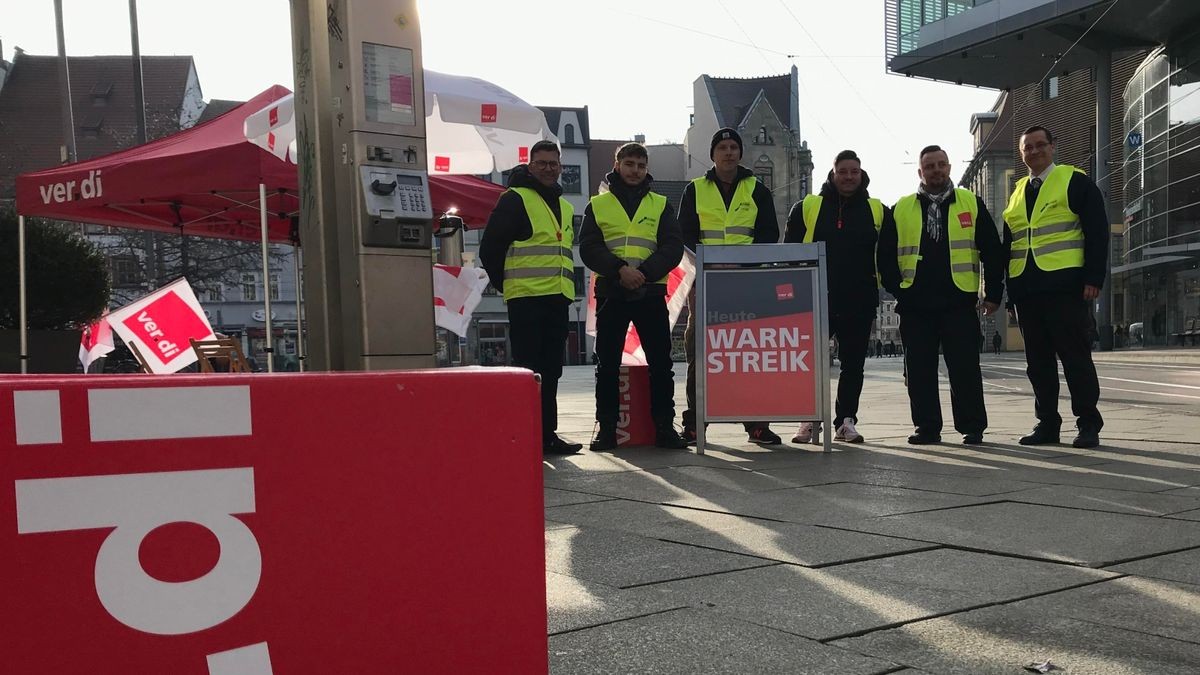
[13,85,503,372]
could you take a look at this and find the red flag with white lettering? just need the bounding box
[105,279,215,373]
[78,313,115,372]
[433,264,489,337]
[586,251,695,365]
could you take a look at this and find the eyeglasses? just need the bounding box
[531,160,561,170]
[1022,141,1052,153]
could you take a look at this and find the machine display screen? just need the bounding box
[395,174,424,186]
[362,42,416,126]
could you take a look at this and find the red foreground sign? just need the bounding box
[0,369,547,674]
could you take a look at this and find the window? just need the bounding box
[242,273,258,302]
[564,124,576,145]
[561,164,582,194]
[1042,75,1060,100]
[754,126,772,145]
[110,256,141,287]
[201,286,224,302]
[754,157,774,190]
[269,274,281,301]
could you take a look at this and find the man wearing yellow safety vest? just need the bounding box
[579,142,687,451]
[678,127,782,446]
[877,145,1006,445]
[479,140,584,456]
[784,150,890,444]
[1002,126,1109,449]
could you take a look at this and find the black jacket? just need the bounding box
[1001,169,1110,302]
[478,165,567,295]
[678,165,779,250]
[877,189,1005,314]
[579,171,684,300]
[784,169,888,312]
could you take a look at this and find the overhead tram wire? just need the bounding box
[776,0,911,161]
[712,0,836,147]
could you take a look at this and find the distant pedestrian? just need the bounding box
[992,331,1002,355]
[887,339,896,357]
[875,339,883,358]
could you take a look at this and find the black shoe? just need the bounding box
[590,426,618,452]
[748,426,782,446]
[544,435,583,455]
[1072,428,1100,449]
[655,429,688,450]
[961,433,984,445]
[1019,425,1060,446]
[681,427,697,446]
[907,431,942,445]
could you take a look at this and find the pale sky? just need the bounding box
[4,0,1001,203]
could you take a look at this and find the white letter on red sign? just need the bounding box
[15,468,262,636]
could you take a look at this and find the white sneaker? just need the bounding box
[792,423,814,444]
[835,420,864,443]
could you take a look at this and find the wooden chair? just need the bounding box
[190,337,253,373]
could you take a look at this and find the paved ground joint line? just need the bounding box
[547,607,686,638]
[813,574,1126,644]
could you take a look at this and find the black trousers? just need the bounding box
[1015,293,1103,431]
[594,295,675,427]
[682,293,766,433]
[830,309,874,429]
[899,305,987,435]
[507,295,570,442]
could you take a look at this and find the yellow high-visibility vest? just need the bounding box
[1003,164,1085,277]
[892,188,980,292]
[799,195,884,242]
[590,191,668,284]
[693,176,757,245]
[503,187,575,301]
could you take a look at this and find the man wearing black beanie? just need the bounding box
[677,127,782,446]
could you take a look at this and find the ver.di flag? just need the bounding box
[585,250,695,365]
[106,278,215,373]
[78,313,115,372]
[433,264,490,337]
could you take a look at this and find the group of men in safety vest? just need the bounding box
[480,124,1107,456]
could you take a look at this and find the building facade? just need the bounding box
[886,0,1199,349]
[1119,37,1200,346]
[684,66,814,229]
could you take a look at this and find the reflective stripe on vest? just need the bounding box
[503,187,575,301]
[590,190,668,284]
[1002,164,1085,277]
[892,188,980,292]
[800,195,884,243]
[693,176,757,244]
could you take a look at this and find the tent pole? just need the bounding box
[260,183,274,373]
[294,244,305,372]
[18,215,28,374]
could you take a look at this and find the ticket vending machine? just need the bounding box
[293,0,436,370]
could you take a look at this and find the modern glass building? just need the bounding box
[1118,35,1200,346]
[885,0,1200,349]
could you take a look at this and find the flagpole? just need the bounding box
[294,244,305,372]
[260,183,274,373]
[18,215,28,374]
